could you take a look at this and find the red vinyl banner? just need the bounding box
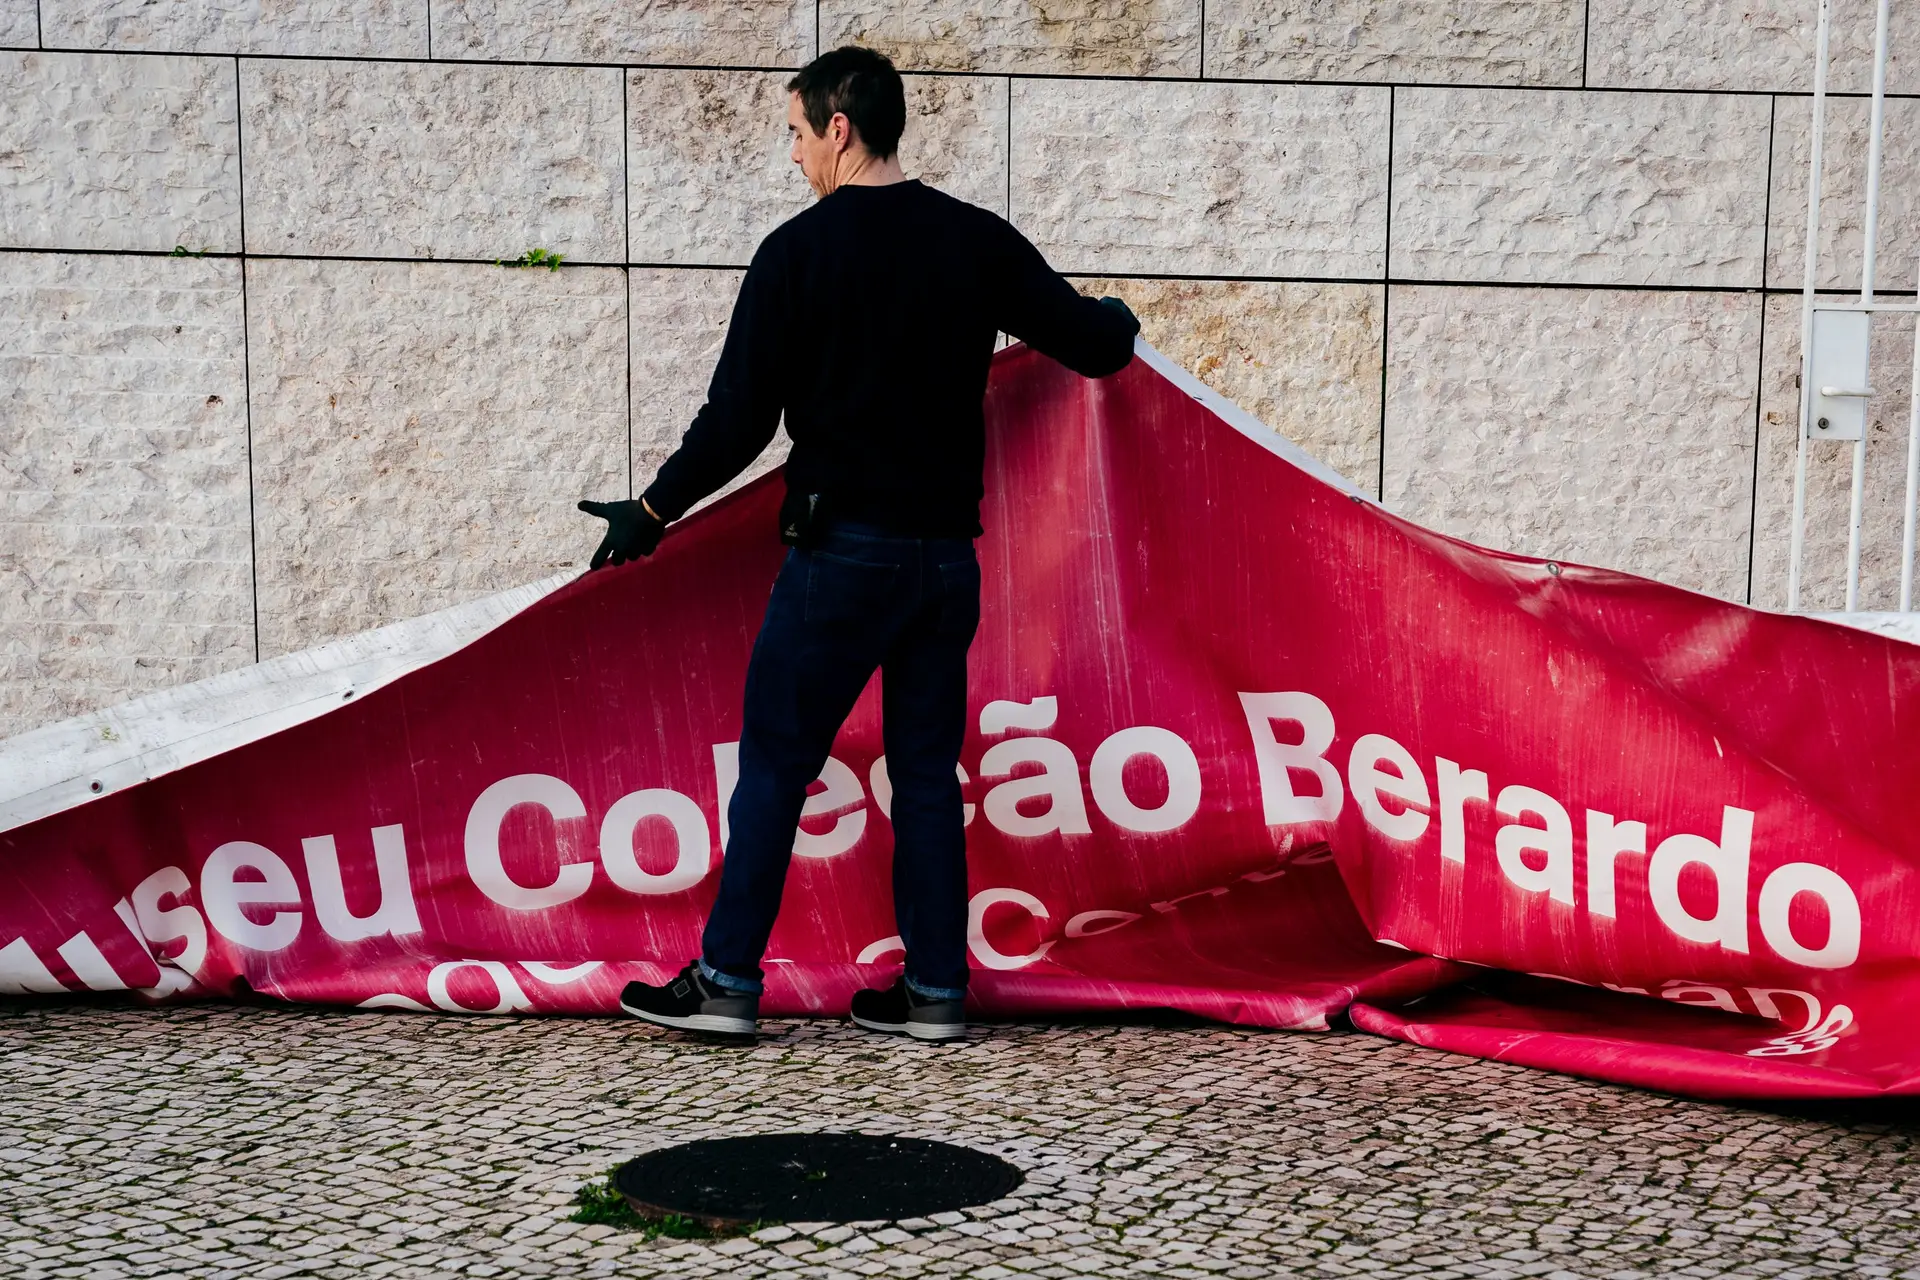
[3,342,1917,1099]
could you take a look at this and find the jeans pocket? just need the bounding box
[935,555,982,638]
[804,549,900,627]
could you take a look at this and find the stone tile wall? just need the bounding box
[0,0,37,50]
[1389,88,1772,287]
[38,0,429,57]
[820,0,1200,76]
[1383,286,1763,600]
[1011,79,1389,278]
[245,259,628,658]
[1203,0,1585,86]
[433,0,811,66]
[1,0,1911,733]
[0,51,240,253]
[240,60,628,263]
[0,253,254,731]
[1586,0,1920,93]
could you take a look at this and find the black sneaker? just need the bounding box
[620,963,758,1037]
[849,977,966,1042]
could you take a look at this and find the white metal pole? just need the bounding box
[1846,435,1869,609]
[1844,0,1893,611]
[1901,298,1920,611]
[1789,0,1835,611]
[1862,0,1893,303]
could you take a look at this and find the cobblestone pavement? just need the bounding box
[5,1003,1920,1280]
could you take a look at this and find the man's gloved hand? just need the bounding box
[1099,295,1140,333]
[577,498,667,570]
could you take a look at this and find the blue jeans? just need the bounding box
[700,523,980,1001]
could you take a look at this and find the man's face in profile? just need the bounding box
[788,92,846,198]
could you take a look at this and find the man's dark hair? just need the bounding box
[787,46,906,160]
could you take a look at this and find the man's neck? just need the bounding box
[832,151,908,190]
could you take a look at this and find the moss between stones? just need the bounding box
[568,1173,775,1241]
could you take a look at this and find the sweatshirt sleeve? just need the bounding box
[990,218,1140,378]
[640,237,788,522]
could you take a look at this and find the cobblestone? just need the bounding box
[4,1004,1920,1277]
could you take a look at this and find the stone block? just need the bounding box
[1752,294,1918,611]
[1081,278,1384,494]
[431,0,810,65]
[1010,79,1388,278]
[900,74,1011,217]
[1383,286,1761,600]
[39,0,425,57]
[819,0,1199,76]
[1391,88,1771,288]
[627,70,807,267]
[0,253,253,739]
[629,267,792,507]
[1587,0,1920,93]
[245,259,627,657]
[1203,0,1583,86]
[240,60,624,262]
[1767,95,1920,292]
[0,52,239,254]
[629,70,1008,266]
[1,0,36,47]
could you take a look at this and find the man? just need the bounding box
[579,46,1138,1042]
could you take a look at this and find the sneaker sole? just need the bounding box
[850,1012,966,1041]
[620,1001,756,1037]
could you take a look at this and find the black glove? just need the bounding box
[1099,295,1140,333]
[577,498,666,570]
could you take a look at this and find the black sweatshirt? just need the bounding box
[642,179,1140,539]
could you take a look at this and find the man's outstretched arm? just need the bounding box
[579,245,788,567]
[993,221,1140,378]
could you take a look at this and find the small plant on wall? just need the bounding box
[499,248,565,271]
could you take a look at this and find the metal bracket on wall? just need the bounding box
[1807,308,1872,442]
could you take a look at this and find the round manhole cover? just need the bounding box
[614,1133,1023,1224]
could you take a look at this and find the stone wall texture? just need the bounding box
[1203,0,1584,86]
[1011,78,1389,278]
[1082,277,1386,494]
[1768,95,1920,291]
[39,0,428,57]
[820,0,1200,77]
[1383,286,1762,602]
[1587,0,1920,93]
[1390,88,1772,288]
[1,51,240,254]
[245,259,628,658]
[0,253,255,732]
[1,0,37,48]
[240,60,627,262]
[1,0,1912,732]
[434,0,811,67]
